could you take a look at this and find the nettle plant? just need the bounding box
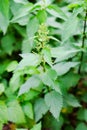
[0,0,87,129]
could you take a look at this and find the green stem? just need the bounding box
[42,56,46,72]
[78,9,87,74]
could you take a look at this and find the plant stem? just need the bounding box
[78,9,87,74]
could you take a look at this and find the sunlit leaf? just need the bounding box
[45,91,63,119]
[53,62,79,76]
[7,100,26,124]
[18,75,41,96]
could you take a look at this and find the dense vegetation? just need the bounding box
[0,0,87,130]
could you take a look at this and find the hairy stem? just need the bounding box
[78,9,87,74]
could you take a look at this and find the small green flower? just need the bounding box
[36,23,49,52]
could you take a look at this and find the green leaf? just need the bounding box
[47,17,62,29]
[13,24,26,37]
[0,101,8,122]
[18,75,41,96]
[34,98,48,122]
[6,61,18,72]
[11,2,33,25]
[77,108,87,122]
[1,34,16,55]
[43,114,64,130]
[9,72,23,92]
[59,72,80,92]
[0,60,9,74]
[65,94,81,107]
[24,90,39,101]
[51,45,81,62]
[42,47,52,66]
[45,91,63,119]
[7,100,26,124]
[37,0,53,6]
[39,71,61,93]
[16,53,41,70]
[53,81,62,94]
[47,69,57,80]
[13,0,28,4]
[81,93,87,103]
[47,5,67,20]
[61,15,78,42]
[0,0,9,34]
[30,122,41,130]
[53,61,79,76]
[22,38,33,53]
[0,122,3,130]
[76,123,87,130]
[39,72,53,87]
[22,102,34,119]
[0,83,5,95]
[37,9,47,23]
[27,16,39,38]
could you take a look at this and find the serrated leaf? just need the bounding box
[45,91,63,119]
[53,61,79,76]
[39,72,53,87]
[7,100,26,124]
[16,53,41,70]
[39,71,61,93]
[34,98,48,122]
[18,75,41,96]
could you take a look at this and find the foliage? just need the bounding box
[0,0,87,129]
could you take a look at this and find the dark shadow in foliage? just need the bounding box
[3,121,16,130]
